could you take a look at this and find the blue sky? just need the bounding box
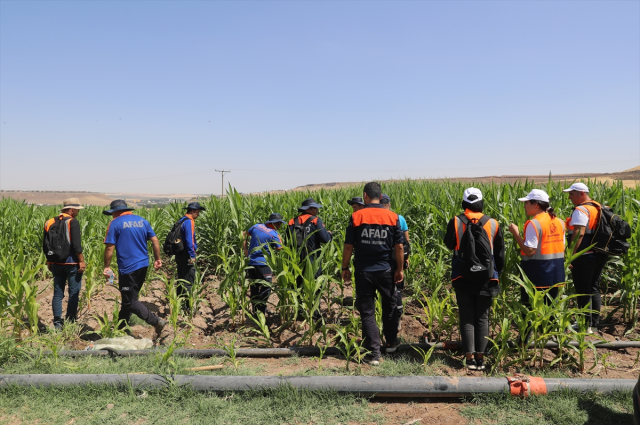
[1,1,638,194]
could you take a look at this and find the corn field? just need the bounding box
[0,178,639,371]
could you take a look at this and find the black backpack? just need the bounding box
[163,217,186,256]
[43,216,72,263]
[582,202,631,256]
[456,214,494,283]
[290,216,315,260]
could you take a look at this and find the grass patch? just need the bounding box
[0,384,379,425]
[460,389,634,425]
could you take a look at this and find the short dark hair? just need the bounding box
[187,209,197,214]
[363,182,382,200]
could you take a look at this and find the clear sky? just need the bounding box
[1,1,638,195]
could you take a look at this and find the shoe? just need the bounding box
[475,359,486,371]
[466,358,477,370]
[587,327,594,334]
[384,339,401,353]
[363,354,381,366]
[153,318,167,337]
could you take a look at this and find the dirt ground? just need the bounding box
[31,275,640,381]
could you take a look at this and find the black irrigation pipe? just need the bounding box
[53,340,640,359]
[0,374,635,397]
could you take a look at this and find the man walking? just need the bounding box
[43,197,86,329]
[175,201,206,311]
[564,183,608,333]
[342,183,405,365]
[102,200,166,337]
[381,193,410,331]
[243,213,286,314]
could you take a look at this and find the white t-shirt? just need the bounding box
[570,208,589,227]
[524,223,539,248]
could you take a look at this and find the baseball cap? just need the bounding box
[462,187,483,204]
[562,183,589,193]
[518,189,550,203]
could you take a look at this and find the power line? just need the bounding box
[18,159,639,191]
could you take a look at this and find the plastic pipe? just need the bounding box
[0,374,634,397]
[53,340,640,359]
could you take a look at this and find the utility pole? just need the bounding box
[215,170,230,197]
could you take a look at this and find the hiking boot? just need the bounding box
[153,318,167,337]
[53,317,63,331]
[384,339,401,353]
[363,354,381,366]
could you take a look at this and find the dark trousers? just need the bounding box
[175,252,196,307]
[118,267,159,326]
[355,269,399,358]
[455,289,492,354]
[51,264,83,325]
[247,265,273,314]
[571,254,608,327]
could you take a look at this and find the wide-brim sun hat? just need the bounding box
[184,201,206,211]
[380,194,391,204]
[347,197,365,206]
[562,183,589,193]
[265,213,286,224]
[518,189,550,203]
[103,199,135,216]
[298,198,323,211]
[61,197,85,211]
[463,187,483,203]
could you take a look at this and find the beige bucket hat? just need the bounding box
[61,197,85,210]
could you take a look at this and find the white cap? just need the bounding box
[518,189,550,203]
[562,182,589,193]
[463,187,483,204]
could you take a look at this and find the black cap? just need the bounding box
[103,200,135,216]
[347,197,365,206]
[380,194,391,204]
[265,213,285,224]
[184,201,206,211]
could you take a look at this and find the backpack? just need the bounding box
[290,216,315,260]
[456,214,494,283]
[43,216,72,263]
[163,217,186,256]
[582,202,631,256]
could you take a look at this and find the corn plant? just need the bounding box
[91,297,129,338]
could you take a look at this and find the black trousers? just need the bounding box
[246,265,273,314]
[355,269,399,358]
[118,267,159,326]
[571,254,608,327]
[455,289,493,354]
[175,252,195,297]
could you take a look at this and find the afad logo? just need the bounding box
[549,222,558,235]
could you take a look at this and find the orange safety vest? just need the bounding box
[451,210,499,281]
[520,212,566,288]
[565,201,600,253]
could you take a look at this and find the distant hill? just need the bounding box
[287,166,640,192]
[0,191,113,206]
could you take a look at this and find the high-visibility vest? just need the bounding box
[565,201,600,253]
[451,210,499,282]
[520,212,566,288]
